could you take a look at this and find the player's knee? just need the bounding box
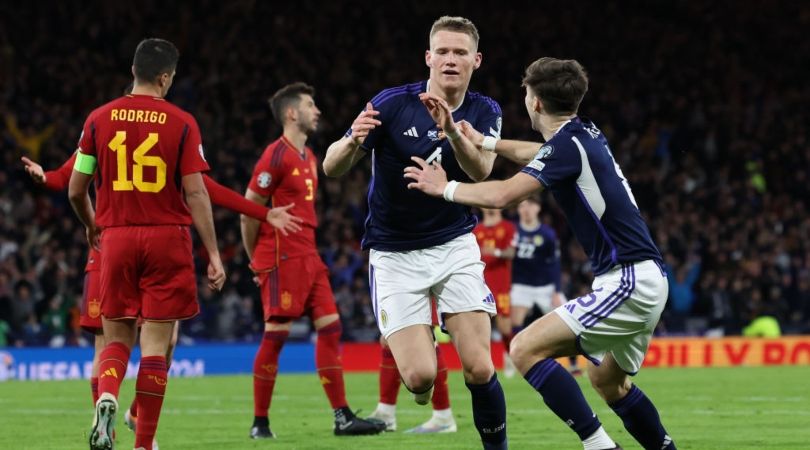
[401,367,435,393]
[588,371,631,403]
[462,359,494,384]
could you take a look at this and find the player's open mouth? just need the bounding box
[442,70,460,76]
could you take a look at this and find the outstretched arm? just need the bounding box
[403,156,541,209]
[323,102,378,177]
[419,93,495,181]
[457,120,542,166]
[203,175,302,235]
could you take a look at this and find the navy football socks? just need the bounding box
[610,384,676,450]
[466,373,507,448]
[524,358,602,440]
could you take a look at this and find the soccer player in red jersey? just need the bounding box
[67,38,225,450]
[241,82,385,438]
[21,150,301,439]
[474,208,518,376]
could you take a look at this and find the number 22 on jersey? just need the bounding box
[108,131,166,193]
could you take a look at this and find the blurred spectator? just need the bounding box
[2,1,810,344]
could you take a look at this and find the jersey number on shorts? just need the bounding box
[109,131,167,193]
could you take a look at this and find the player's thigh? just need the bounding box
[494,314,511,335]
[369,249,434,338]
[444,311,494,383]
[386,324,437,386]
[510,311,578,372]
[431,234,496,315]
[307,257,339,324]
[511,305,531,327]
[99,227,141,320]
[139,226,198,321]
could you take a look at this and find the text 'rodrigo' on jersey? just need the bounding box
[77,94,209,227]
[349,81,502,252]
[511,222,561,289]
[520,117,662,275]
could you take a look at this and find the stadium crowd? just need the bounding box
[1,1,809,347]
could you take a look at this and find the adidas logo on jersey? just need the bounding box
[403,126,419,138]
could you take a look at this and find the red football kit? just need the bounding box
[474,219,516,315]
[47,148,271,328]
[248,136,336,321]
[77,94,209,321]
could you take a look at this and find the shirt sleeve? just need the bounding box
[203,175,268,220]
[520,140,581,189]
[473,98,503,140]
[248,151,284,198]
[44,151,78,191]
[77,114,97,156]
[179,117,210,175]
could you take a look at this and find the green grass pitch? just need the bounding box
[1,366,808,449]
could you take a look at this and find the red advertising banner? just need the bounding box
[339,337,810,372]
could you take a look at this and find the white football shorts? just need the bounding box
[511,283,558,314]
[369,233,496,338]
[554,259,668,374]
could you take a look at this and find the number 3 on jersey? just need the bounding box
[305,178,314,201]
[109,131,167,193]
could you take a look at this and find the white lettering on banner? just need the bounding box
[2,358,205,381]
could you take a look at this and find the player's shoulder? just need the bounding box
[258,137,290,167]
[466,89,502,116]
[369,81,424,109]
[540,224,557,238]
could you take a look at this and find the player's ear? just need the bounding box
[425,50,432,68]
[534,96,543,114]
[473,52,482,70]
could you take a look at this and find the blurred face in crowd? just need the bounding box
[426,30,481,94]
[518,199,541,225]
[292,94,321,135]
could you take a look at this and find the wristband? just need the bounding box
[494,248,503,258]
[74,152,97,175]
[445,128,461,141]
[443,180,460,202]
[482,135,499,152]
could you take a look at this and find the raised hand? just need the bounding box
[403,156,448,198]
[457,120,485,149]
[266,203,304,236]
[21,156,46,184]
[350,102,381,145]
[419,92,456,136]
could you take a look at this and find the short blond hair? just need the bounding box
[429,16,480,50]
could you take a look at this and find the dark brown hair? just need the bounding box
[268,82,315,126]
[522,57,588,115]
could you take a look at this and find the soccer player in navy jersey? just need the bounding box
[324,16,508,450]
[405,57,676,450]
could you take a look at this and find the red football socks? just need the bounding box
[97,341,130,399]
[134,356,168,450]
[315,321,348,409]
[432,345,451,410]
[379,347,401,405]
[253,330,288,417]
[90,376,99,405]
